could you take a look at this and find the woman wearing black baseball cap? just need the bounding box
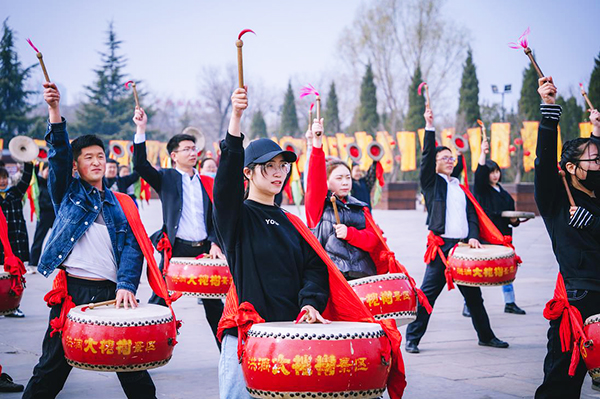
[213,87,330,399]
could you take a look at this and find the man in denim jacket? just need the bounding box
[23,82,157,399]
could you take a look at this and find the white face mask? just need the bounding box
[203,172,216,179]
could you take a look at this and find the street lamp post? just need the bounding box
[491,84,512,122]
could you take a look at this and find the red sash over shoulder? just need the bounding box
[424,183,522,291]
[543,273,587,376]
[217,211,407,399]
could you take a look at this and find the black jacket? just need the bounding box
[351,161,377,210]
[133,142,217,246]
[105,172,140,195]
[37,175,54,213]
[534,105,600,292]
[420,129,478,240]
[0,162,33,261]
[474,164,518,236]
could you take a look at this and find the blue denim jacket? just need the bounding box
[37,119,143,294]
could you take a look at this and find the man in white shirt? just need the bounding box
[132,108,225,350]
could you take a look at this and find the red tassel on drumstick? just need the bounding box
[300,84,321,135]
[236,29,255,88]
[26,38,50,82]
[124,80,140,109]
[476,119,489,145]
[417,82,430,109]
[509,27,545,79]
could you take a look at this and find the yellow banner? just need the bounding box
[336,133,355,162]
[417,129,425,150]
[396,131,416,172]
[491,123,511,169]
[441,128,457,159]
[467,127,482,172]
[145,140,162,166]
[109,140,132,166]
[376,131,394,173]
[580,122,593,138]
[327,136,339,158]
[354,132,374,170]
[522,121,538,172]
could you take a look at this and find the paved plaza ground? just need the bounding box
[1,199,599,398]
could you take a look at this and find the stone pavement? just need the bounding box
[1,200,599,398]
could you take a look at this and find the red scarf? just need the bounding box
[217,211,406,399]
[0,204,26,296]
[45,192,181,339]
[424,184,522,291]
[363,208,432,313]
[543,273,588,376]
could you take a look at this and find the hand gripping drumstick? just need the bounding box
[559,170,576,207]
[330,195,341,224]
[236,29,255,88]
[26,39,50,82]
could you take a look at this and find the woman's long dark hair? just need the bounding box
[243,163,268,200]
[560,138,592,185]
[485,160,502,183]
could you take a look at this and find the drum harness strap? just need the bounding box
[218,211,407,399]
[543,273,589,376]
[44,193,182,344]
[0,204,26,297]
[363,208,432,314]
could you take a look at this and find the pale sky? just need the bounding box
[3,0,600,121]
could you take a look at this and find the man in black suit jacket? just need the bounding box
[405,107,508,354]
[132,108,224,350]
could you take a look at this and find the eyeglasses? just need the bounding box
[437,156,456,163]
[263,161,291,175]
[578,157,600,165]
[174,146,198,154]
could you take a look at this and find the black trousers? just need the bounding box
[29,211,56,266]
[535,289,600,399]
[406,239,496,344]
[149,240,224,351]
[23,277,156,399]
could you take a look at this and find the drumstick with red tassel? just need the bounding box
[125,80,140,108]
[300,85,321,135]
[417,82,430,109]
[236,29,255,88]
[509,27,545,80]
[26,38,50,82]
[476,119,488,146]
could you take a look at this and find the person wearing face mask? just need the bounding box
[0,161,33,318]
[459,138,525,318]
[200,157,218,179]
[534,77,600,398]
[404,106,509,354]
[305,119,379,281]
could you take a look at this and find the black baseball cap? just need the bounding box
[244,138,297,167]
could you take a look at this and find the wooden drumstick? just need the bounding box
[26,39,50,82]
[559,170,576,207]
[236,29,255,88]
[125,81,140,108]
[580,83,595,111]
[88,299,117,309]
[330,195,341,224]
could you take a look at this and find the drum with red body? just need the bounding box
[448,244,517,287]
[62,304,176,372]
[581,314,600,380]
[0,271,22,315]
[243,322,390,399]
[348,273,417,326]
[166,257,232,298]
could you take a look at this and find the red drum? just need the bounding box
[581,314,600,379]
[0,271,22,315]
[348,273,417,326]
[62,304,176,372]
[448,244,517,287]
[243,322,390,398]
[166,257,232,298]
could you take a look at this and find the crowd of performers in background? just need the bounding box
[0,68,598,398]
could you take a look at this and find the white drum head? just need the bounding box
[68,303,173,326]
[348,273,408,287]
[451,244,514,260]
[169,257,228,267]
[248,321,384,340]
[0,271,10,279]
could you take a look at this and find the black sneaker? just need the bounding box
[504,302,526,315]
[0,373,24,392]
[478,337,509,348]
[462,303,471,318]
[405,341,420,354]
[4,308,25,318]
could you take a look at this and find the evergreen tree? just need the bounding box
[556,95,584,142]
[589,51,600,111]
[76,22,137,140]
[457,49,481,127]
[357,63,379,134]
[280,81,299,137]
[0,19,34,140]
[404,66,426,132]
[250,109,268,138]
[518,59,540,121]
[324,81,341,134]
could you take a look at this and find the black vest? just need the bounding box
[312,194,376,279]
